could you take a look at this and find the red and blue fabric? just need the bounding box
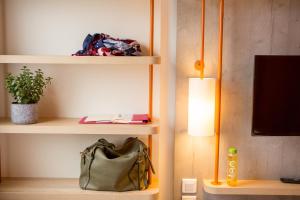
[73,33,142,56]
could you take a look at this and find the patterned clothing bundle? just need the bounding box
[73,33,142,56]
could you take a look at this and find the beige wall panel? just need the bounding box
[159,0,177,199]
[288,0,300,54]
[270,0,290,54]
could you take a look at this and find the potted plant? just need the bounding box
[5,66,52,124]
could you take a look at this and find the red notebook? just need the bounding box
[79,114,149,124]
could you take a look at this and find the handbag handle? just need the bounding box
[81,139,115,155]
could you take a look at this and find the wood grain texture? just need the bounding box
[0,178,159,200]
[0,118,159,135]
[0,55,161,65]
[203,179,300,196]
[175,0,300,199]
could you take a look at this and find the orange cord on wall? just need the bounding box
[212,0,225,186]
[148,0,155,185]
[195,0,206,79]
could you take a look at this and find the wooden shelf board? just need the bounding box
[203,179,300,196]
[0,55,161,65]
[0,118,159,135]
[0,178,159,200]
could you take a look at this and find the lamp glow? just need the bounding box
[188,78,216,136]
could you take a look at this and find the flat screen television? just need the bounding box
[252,55,300,136]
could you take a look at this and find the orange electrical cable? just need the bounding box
[212,0,224,185]
[148,0,154,185]
[200,0,206,79]
[148,0,154,121]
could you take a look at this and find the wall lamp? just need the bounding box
[187,0,225,185]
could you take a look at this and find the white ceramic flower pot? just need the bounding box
[11,103,38,124]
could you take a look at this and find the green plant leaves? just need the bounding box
[5,66,52,104]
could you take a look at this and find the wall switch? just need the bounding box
[182,195,197,200]
[182,178,197,193]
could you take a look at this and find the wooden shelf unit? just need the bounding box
[0,178,159,200]
[203,179,300,196]
[0,118,159,135]
[0,0,159,199]
[0,55,161,65]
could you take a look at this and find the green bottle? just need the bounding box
[226,147,238,186]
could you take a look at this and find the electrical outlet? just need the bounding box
[182,195,197,200]
[182,178,197,194]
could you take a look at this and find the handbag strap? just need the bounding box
[127,141,155,190]
[83,149,95,189]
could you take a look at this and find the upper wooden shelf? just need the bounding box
[203,179,300,196]
[0,55,161,65]
[0,118,159,135]
[0,178,159,200]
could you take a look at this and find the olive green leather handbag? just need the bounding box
[79,137,155,192]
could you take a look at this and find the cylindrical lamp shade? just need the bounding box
[188,78,216,136]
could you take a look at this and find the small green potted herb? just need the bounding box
[5,66,52,124]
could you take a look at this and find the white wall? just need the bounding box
[5,0,153,117]
[2,0,161,178]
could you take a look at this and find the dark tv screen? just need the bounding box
[252,55,300,136]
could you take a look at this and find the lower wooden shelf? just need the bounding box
[203,179,300,196]
[0,178,159,200]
